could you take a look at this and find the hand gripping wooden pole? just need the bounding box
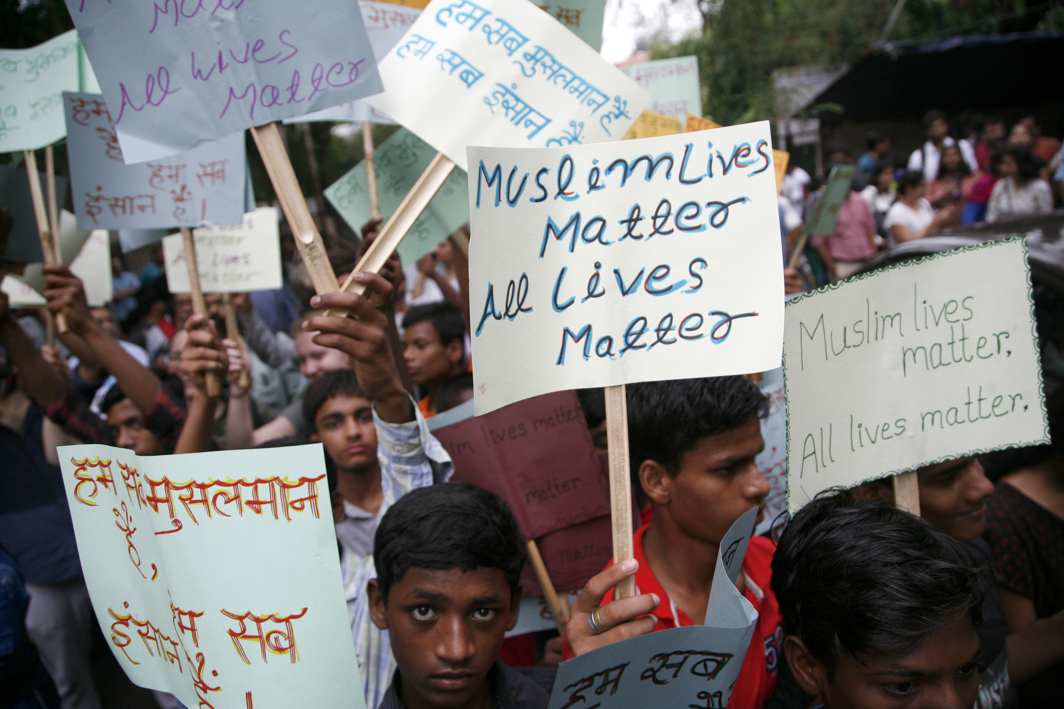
[251,123,340,296]
[605,384,636,600]
[893,471,921,516]
[23,149,67,333]
[180,228,221,398]
[362,123,382,222]
[526,540,569,634]
[223,294,251,392]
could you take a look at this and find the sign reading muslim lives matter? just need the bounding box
[63,92,246,229]
[64,0,383,162]
[58,444,366,709]
[368,0,650,171]
[784,238,1050,511]
[468,121,785,414]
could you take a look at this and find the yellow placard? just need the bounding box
[375,0,430,7]
[773,149,790,194]
[624,111,683,139]
[685,113,721,132]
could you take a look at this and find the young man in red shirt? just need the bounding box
[567,376,783,707]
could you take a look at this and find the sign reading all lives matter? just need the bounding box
[163,207,283,294]
[65,0,383,162]
[368,0,649,171]
[785,239,1050,511]
[63,92,245,229]
[468,121,784,414]
[58,444,364,708]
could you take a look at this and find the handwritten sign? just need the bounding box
[368,0,648,171]
[806,164,854,237]
[0,30,100,152]
[623,111,681,139]
[525,513,613,594]
[468,121,785,414]
[1,274,46,308]
[326,129,469,264]
[286,2,420,125]
[538,1,606,51]
[785,239,1050,511]
[434,391,607,538]
[22,211,114,307]
[548,509,759,709]
[57,444,365,709]
[65,0,383,163]
[162,208,283,294]
[63,92,246,229]
[621,56,701,124]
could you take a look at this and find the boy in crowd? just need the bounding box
[575,376,783,706]
[402,302,468,417]
[771,492,984,709]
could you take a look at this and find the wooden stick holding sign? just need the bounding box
[180,228,221,398]
[362,123,382,222]
[893,472,921,515]
[336,153,456,297]
[605,384,636,600]
[786,224,808,271]
[251,123,340,296]
[44,145,61,262]
[223,294,252,393]
[526,540,569,634]
[22,150,66,333]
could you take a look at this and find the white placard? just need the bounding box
[468,121,784,414]
[163,208,283,294]
[785,239,1050,511]
[620,56,701,124]
[367,0,649,171]
[1,274,47,308]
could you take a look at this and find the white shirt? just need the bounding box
[884,199,934,245]
[907,137,978,181]
[781,165,811,204]
[987,178,1053,223]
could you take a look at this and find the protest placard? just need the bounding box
[623,110,682,139]
[64,1,383,163]
[433,391,608,539]
[367,0,648,171]
[326,129,470,264]
[526,513,613,594]
[286,2,420,125]
[1,274,46,308]
[755,369,788,535]
[22,211,113,307]
[467,121,785,414]
[162,208,283,294]
[547,509,759,709]
[0,163,67,263]
[537,1,606,51]
[0,30,99,152]
[57,443,365,709]
[807,164,854,237]
[62,92,246,229]
[784,239,1050,511]
[621,56,701,124]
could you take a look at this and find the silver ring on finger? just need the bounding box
[587,606,606,635]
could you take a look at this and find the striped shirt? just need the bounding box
[343,404,453,709]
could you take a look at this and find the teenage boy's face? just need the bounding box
[796,609,981,709]
[370,567,518,709]
[313,394,378,471]
[917,458,993,540]
[107,399,162,455]
[649,417,768,546]
[403,322,460,387]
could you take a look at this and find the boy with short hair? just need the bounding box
[771,492,984,709]
[401,302,468,416]
[581,376,782,706]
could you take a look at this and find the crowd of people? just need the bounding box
[1,117,1062,709]
[780,111,1062,289]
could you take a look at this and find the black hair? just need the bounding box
[576,388,606,429]
[100,384,128,415]
[627,376,767,495]
[373,483,525,600]
[433,372,474,412]
[1004,146,1043,183]
[302,369,367,428]
[896,169,925,198]
[923,109,946,128]
[933,143,972,180]
[864,131,884,152]
[772,491,982,670]
[402,302,466,348]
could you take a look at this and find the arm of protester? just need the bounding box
[222,336,256,451]
[43,265,160,416]
[783,267,806,296]
[358,223,414,395]
[174,315,225,453]
[565,560,659,658]
[0,293,67,407]
[1002,591,1064,683]
[236,295,297,371]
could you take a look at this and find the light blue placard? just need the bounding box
[326,128,469,264]
[538,0,605,51]
[64,92,246,229]
[65,0,383,163]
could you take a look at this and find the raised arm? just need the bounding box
[0,293,67,408]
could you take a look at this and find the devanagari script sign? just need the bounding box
[468,121,784,414]
[163,208,283,293]
[537,1,606,51]
[547,509,759,709]
[621,56,701,124]
[785,239,1050,511]
[63,92,246,229]
[0,30,99,152]
[58,444,365,709]
[65,0,383,162]
[326,129,469,264]
[368,0,649,171]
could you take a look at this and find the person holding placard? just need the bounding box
[402,302,469,417]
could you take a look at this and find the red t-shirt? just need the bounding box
[572,523,783,708]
